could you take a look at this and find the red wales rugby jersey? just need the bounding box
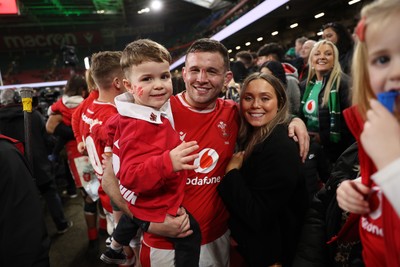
[72,90,99,144]
[81,100,117,212]
[143,93,240,248]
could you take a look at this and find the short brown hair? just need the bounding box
[236,51,253,66]
[90,51,123,90]
[257,42,285,62]
[121,39,171,77]
[186,38,230,71]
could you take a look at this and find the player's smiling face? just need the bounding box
[182,51,232,109]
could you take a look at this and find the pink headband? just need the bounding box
[355,17,366,42]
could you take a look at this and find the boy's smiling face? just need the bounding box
[124,60,172,110]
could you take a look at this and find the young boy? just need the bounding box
[100,39,201,266]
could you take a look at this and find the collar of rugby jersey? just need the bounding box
[114,92,175,129]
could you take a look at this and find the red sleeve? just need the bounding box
[104,113,120,148]
[118,121,178,193]
[121,146,175,193]
[48,99,63,116]
[90,112,117,145]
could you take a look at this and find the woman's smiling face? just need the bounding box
[311,43,335,77]
[241,79,278,127]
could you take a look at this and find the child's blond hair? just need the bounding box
[85,69,97,92]
[120,39,171,78]
[352,0,400,118]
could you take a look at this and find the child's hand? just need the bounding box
[225,151,244,173]
[101,153,112,170]
[77,141,86,154]
[337,180,371,214]
[170,141,199,172]
[361,99,400,170]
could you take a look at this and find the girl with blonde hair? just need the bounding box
[337,0,400,266]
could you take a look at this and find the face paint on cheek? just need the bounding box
[137,86,144,97]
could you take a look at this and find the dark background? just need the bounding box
[1,0,371,84]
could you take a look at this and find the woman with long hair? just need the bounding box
[299,40,354,200]
[218,72,308,267]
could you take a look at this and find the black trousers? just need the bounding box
[302,140,331,203]
[114,209,201,267]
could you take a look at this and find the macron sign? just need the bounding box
[0,31,101,50]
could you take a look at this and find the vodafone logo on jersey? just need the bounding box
[305,99,316,114]
[361,186,383,237]
[368,186,382,220]
[194,148,219,174]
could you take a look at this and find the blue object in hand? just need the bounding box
[377,91,400,113]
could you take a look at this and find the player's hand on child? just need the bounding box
[361,99,400,170]
[225,151,244,173]
[175,207,192,235]
[337,180,371,214]
[288,117,310,163]
[148,207,193,238]
[170,141,199,172]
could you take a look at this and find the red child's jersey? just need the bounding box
[143,93,240,248]
[48,95,83,126]
[344,106,400,267]
[108,93,186,223]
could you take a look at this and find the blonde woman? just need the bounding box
[298,40,354,201]
[300,40,354,163]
